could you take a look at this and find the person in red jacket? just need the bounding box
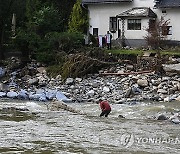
[99,99,111,117]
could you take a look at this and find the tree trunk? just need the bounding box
[0,26,5,60]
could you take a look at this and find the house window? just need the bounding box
[109,17,117,33]
[127,19,141,30]
[162,26,172,35]
[93,28,98,36]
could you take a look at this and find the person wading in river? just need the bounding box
[98,99,111,117]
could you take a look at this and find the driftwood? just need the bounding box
[100,70,154,76]
[47,100,85,115]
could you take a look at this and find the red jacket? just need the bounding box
[100,101,111,111]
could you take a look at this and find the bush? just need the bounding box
[35,52,55,65]
[14,29,41,59]
[45,32,84,52]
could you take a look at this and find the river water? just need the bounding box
[0,98,179,154]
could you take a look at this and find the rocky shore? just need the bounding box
[0,57,180,104]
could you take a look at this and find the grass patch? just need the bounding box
[106,49,143,56]
[106,49,180,56]
[46,65,62,78]
[161,50,180,56]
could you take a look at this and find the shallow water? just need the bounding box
[0,98,180,154]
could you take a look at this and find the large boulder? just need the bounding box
[45,89,57,100]
[163,63,180,74]
[157,114,168,120]
[0,92,6,97]
[0,67,5,78]
[18,89,29,99]
[56,91,72,102]
[7,91,18,98]
[137,79,148,87]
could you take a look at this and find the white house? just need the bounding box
[82,0,180,47]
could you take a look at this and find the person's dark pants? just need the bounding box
[107,43,111,50]
[100,110,111,117]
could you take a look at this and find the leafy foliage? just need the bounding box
[14,29,41,59]
[45,32,85,52]
[29,5,63,36]
[68,0,88,34]
[0,0,26,59]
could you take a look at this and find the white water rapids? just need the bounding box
[0,98,179,154]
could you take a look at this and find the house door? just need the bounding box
[118,19,121,38]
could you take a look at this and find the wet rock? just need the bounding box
[164,97,171,102]
[131,85,142,94]
[163,63,180,74]
[0,67,5,78]
[28,78,39,85]
[118,115,125,118]
[45,89,57,100]
[151,79,160,86]
[92,81,99,88]
[65,78,74,85]
[56,91,72,102]
[171,118,180,124]
[75,78,82,82]
[18,89,29,99]
[169,113,180,124]
[37,67,46,74]
[86,90,95,97]
[126,65,134,71]
[157,114,168,120]
[7,91,18,98]
[157,89,168,94]
[0,92,6,97]
[103,86,110,93]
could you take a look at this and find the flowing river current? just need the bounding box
[0,98,179,154]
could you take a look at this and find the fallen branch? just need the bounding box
[100,70,154,76]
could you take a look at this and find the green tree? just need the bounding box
[46,0,76,32]
[33,5,63,36]
[68,0,88,34]
[0,0,26,60]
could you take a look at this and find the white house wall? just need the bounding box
[156,8,180,41]
[132,0,154,8]
[87,0,180,42]
[89,3,132,39]
[124,18,149,39]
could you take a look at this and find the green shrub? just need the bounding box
[35,52,55,64]
[45,32,84,52]
[14,29,41,59]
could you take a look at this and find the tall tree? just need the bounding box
[0,0,26,60]
[49,0,76,32]
[68,0,88,34]
[0,0,13,59]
